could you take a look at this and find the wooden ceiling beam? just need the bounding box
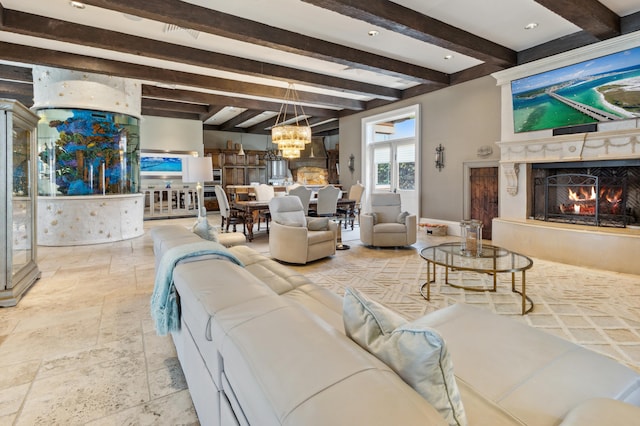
[80,0,448,85]
[0,80,32,98]
[0,64,32,83]
[533,0,620,40]
[0,80,33,106]
[449,63,506,86]
[0,41,362,111]
[141,108,201,121]
[245,117,280,135]
[142,85,341,119]
[301,0,516,67]
[141,98,209,114]
[248,113,308,134]
[621,10,640,34]
[517,31,599,64]
[0,8,399,101]
[219,109,264,132]
[310,119,340,134]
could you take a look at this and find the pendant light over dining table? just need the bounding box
[271,83,311,159]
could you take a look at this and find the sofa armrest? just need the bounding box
[327,218,338,240]
[404,214,417,245]
[560,398,640,425]
[360,213,374,245]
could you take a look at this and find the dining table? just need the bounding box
[232,198,356,241]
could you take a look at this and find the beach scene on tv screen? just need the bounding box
[512,46,640,133]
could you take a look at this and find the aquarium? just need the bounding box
[36,108,140,196]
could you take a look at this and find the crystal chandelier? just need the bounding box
[271,83,311,159]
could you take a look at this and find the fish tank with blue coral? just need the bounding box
[36,108,140,196]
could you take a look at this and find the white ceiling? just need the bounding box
[0,0,639,132]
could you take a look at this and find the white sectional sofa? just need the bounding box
[151,225,640,426]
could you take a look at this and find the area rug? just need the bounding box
[294,242,640,373]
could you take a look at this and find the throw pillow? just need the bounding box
[343,287,467,426]
[397,211,410,224]
[307,217,329,231]
[277,219,306,227]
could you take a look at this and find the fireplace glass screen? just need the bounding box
[532,161,640,228]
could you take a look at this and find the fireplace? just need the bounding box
[492,40,640,274]
[531,160,640,228]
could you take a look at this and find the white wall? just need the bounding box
[141,116,204,154]
[339,75,501,221]
[140,116,204,187]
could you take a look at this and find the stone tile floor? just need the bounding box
[1,214,638,425]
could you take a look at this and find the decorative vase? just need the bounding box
[460,219,483,256]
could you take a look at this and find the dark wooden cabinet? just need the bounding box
[205,148,267,189]
[327,149,339,184]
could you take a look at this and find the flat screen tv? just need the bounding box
[511,45,640,133]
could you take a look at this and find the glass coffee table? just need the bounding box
[419,243,534,314]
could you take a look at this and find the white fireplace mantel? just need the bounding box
[497,128,640,195]
[498,127,640,164]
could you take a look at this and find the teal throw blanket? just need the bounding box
[151,240,244,336]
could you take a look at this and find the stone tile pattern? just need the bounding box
[0,219,198,425]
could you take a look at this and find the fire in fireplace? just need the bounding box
[532,160,640,228]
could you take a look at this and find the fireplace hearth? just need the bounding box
[532,160,640,228]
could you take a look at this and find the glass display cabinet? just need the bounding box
[1,99,40,306]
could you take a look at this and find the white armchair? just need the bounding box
[268,196,337,264]
[360,193,417,247]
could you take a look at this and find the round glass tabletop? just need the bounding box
[420,242,533,274]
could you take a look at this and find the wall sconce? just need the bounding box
[348,154,355,173]
[435,144,445,172]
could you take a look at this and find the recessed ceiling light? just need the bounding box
[69,1,86,9]
[368,30,379,37]
[444,54,454,60]
[524,22,538,30]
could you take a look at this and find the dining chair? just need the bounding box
[314,185,341,217]
[254,184,275,232]
[214,185,246,234]
[288,185,312,215]
[338,182,365,229]
[285,183,302,193]
[314,185,349,249]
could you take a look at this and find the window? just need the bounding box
[362,104,420,215]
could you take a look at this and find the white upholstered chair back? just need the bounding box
[214,185,231,218]
[269,196,306,227]
[254,184,275,201]
[348,183,365,204]
[371,192,402,223]
[285,183,301,193]
[316,185,341,216]
[288,186,312,215]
